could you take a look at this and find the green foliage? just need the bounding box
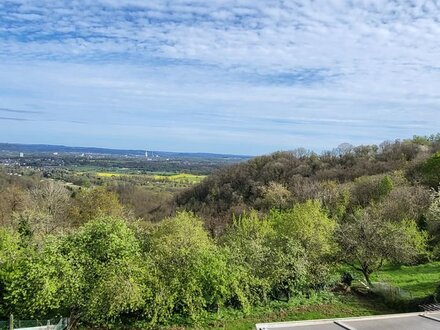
[337,211,428,285]
[269,201,337,291]
[6,236,78,318]
[260,182,292,210]
[223,202,336,308]
[263,233,309,300]
[16,212,32,243]
[372,262,440,299]
[420,152,440,187]
[68,187,124,226]
[176,138,436,232]
[412,135,431,146]
[146,212,230,324]
[0,228,23,318]
[426,189,440,246]
[65,217,147,325]
[350,175,394,209]
[270,200,337,258]
[222,211,276,307]
[2,135,440,328]
[378,175,394,199]
[2,217,149,326]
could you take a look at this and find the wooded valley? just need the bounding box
[1,135,440,329]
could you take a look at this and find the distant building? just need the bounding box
[19,152,24,158]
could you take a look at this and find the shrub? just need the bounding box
[145,212,230,324]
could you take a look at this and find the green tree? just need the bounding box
[5,236,78,319]
[377,175,394,199]
[3,217,149,327]
[68,187,124,226]
[270,200,337,258]
[65,217,147,326]
[146,212,230,323]
[268,201,337,291]
[426,189,440,258]
[222,211,275,307]
[350,175,394,209]
[223,207,319,305]
[420,152,440,187]
[260,182,291,210]
[337,211,427,286]
[0,228,24,318]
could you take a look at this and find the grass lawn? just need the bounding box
[372,262,440,298]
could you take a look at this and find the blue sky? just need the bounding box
[0,0,439,155]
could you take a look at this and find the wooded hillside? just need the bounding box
[176,135,440,234]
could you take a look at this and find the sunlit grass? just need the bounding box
[153,173,206,184]
[373,262,440,298]
[96,172,123,177]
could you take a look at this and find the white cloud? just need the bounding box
[0,0,440,154]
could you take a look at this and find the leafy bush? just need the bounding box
[269,200,337,259]
[338,211,428,286]
[3,217,150,327]
[145,211,231,324]
[420,152,440,187]
[222,211,276,308]
[223,202,336,306]
[0,228,24,318]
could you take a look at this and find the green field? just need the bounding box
[372,262,440,298]
[85,170,205,184]
[337,262,440,299]
[153,173,206,184]
[96,171,123,177]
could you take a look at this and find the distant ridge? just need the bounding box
[0,143,251,160]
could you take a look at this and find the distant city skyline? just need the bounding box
[1,1,439,155]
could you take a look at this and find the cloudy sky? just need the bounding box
[1,0,439,155]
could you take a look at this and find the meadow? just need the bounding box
[85,170,205,184]
[373,262,440,298]
[153,173,206,184]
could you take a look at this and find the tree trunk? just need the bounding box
[67,309,81,330]
[362,267,373,287]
